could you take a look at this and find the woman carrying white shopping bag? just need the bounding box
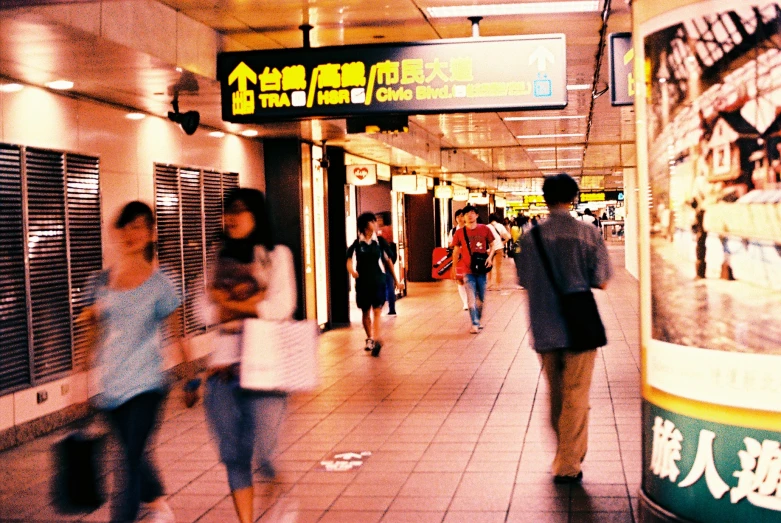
[204,188,297,523]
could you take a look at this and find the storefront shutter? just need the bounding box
[154,164,184,344]
[65,153,102,371]
[180,168,206,335]
[25,148,72,381]
[0,144,31,393]
[203,170,223,328]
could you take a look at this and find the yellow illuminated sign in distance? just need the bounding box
[218,34,568,122]
[580,192,606,202]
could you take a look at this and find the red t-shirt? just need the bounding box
[452,224,496,274]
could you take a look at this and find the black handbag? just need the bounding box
[52,429,106,513]
[462,227,492,275]
[531,227,606,351]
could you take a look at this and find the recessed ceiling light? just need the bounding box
[517,133,585,139]
[175,67,183,73]
[45,80,74,90]
[0,83,24,93]
[427,1,599,17]
[505,115,586,121]
[125,113,145,120]
[240,130,259,137]
[209,131,226,138]
[566,84,591,91]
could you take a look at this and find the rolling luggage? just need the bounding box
[431,247,453,279]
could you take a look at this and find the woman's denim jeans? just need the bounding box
[204,375,286,491]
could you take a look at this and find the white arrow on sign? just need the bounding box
[529,46,556,72]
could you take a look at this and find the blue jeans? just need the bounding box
[385,271,396,313]
[464,273,487,326]
[204,374,287,491]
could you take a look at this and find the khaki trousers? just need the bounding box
[539,349,597,477]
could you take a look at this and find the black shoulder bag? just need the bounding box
[462,227,492,275]
[530,227,606,351]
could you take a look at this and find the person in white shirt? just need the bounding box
[487,213,512,289]
[447,209,469,310]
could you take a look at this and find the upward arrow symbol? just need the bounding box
[229,62,257,91]
[529,47,555,72]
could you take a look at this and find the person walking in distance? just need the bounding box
[347,212,402,356]
[81,201,190,523]
[376,212,398,315]
[517,174,612,484]
[447,209,469,310]
[487,213,512,290]
[451,204,498,333]
[204,188,297,523]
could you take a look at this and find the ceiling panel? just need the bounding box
[0,0,635,192]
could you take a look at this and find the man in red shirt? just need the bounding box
[451,204,498,333]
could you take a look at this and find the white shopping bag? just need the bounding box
[240,319,320,392]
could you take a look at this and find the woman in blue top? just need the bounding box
[83,201,187,523]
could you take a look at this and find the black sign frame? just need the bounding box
[218,34,568,122]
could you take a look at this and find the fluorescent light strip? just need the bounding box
[125,113,145,120]
[505,115,585,121]
[427,1,599,17]
[241,130,258,137]
[517,133,585,139]
[526,146,584,152]
[209,131,226,138]
[46,80,74,90]
[0,83,23,93]
[566,84,591,91]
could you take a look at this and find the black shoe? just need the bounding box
[388,310,397,316]
[553,471,583,484]
[371,341,382,357]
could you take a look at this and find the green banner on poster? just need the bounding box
[644,402,781,522]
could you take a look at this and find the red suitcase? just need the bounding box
[431,247,454,279]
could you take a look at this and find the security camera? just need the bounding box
[318,157,330,169]
[167,96,200,135]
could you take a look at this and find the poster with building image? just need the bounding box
[638,1,781,522]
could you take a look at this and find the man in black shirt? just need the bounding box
[347,212,401,356]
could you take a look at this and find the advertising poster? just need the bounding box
[638,1,781,521]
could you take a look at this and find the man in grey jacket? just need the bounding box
[517,173,612,484]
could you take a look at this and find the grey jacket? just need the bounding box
[517,209,612,352]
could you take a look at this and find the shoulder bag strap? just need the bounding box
[462,227,473,256]
[530,226,563,297]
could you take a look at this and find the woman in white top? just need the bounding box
[204,188,296,523]
[487,213,512,289]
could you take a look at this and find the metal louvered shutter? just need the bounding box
[223,172,239,193]
[155,164,184,344]
[0,144,31,393]
[203,170,222,328]
[25,148,73,381]
[181,168,205,335]
[65,153,102,371]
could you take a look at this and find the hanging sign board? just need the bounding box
[346,164,377,186]
[434,185,454,199]
[218,34,567,122]
[468,192,489,205]
[609,32,634,106]
[452,187,469,201]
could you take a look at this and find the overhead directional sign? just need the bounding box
[609,32,634,106]
[218,35,567,122]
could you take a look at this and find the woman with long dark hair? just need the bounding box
[203,188,296,523]
[82,201,187,523]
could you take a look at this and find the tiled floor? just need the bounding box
[0,246,641,523]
